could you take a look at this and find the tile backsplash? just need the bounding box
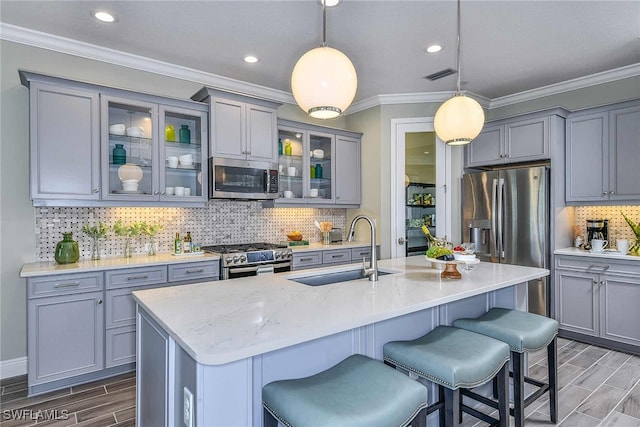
[35,201,347,261]
[574,205,640,243]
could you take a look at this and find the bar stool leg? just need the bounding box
[513,351,525,427]
[439,385,446,427]
[443,387,460,427]
[414,407,428,427]
[548,337,558,423]
[263,408,278,427]
[497,363,509,427]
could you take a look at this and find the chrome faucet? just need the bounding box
[347,215,378,281]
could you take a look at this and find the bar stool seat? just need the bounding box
[453,308,559,427]
[384,326,511,427]
[262,354,429,427]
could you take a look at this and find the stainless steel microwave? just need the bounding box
[209,158,279,200]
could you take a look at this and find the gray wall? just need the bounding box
[2,37,639,368]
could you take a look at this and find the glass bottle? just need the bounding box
[179,125,191,144]
[112,144,126,165]
[310,165,316,179]
[284,141,292,156]
[54,232,80,264]
[165,124,176,142]
[174,233,182,255]
[183,232,192,253]
[315,163,323,179]
[123,237,133,258]
[278,138,283,155]
[90,237,101,261]
[147,236,157,256]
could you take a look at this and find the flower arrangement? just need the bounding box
[139,222,163,256]
[113,220,144,257]
[82,221,108,260]
[621,212,640,255]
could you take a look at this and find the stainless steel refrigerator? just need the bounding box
[461,166,550,316]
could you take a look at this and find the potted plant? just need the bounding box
[140,222,163,256]
[82,221,108,260]
[113,220,144,257]
[622,212,640,255]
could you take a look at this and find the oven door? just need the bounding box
[209,158,278,199]
[224,261,292,280]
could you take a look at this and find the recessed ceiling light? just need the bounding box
[244,55,259,64]
[425,45,442,54]
[93,10,116,23]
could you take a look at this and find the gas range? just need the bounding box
[201,243,292,280]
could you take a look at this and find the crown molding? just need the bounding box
[2,23,638,114]
[489,63,640,109]
[0,23,295,105]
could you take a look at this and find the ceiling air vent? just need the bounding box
[423,68,457,81]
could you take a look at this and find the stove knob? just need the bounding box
[232,255,239,264]
[286,251,292,259]
[239,255,247,263]
[274,251,281,259]
[225,257,233,265]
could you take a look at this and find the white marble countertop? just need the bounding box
[290,241,373,252]
[555,247,640,262]
[20,252,221,277]
[133,256,549,366]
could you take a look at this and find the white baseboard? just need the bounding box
[0,357,27,380]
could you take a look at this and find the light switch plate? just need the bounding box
[184,387,194,427]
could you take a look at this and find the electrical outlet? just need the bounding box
[183,387,194,427]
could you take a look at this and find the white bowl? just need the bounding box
[453,253,477,262]
[122,180,139,191]
[179,154,194,164]
[312,149,325,159]
[109,124,125,135]
[126,126,144,137]
[167,156,179,168]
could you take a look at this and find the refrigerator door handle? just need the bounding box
[491,178,498,258]
[497,178,505,259]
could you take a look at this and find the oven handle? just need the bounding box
[228,262,291,275]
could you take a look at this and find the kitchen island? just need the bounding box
[133,256,549,427]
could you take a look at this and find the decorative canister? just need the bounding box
[165,124,176,142]
[179,125,191,143]
[54,232,80,264]
[112,144,126,165]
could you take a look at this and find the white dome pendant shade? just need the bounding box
[291,46,357,119]
[434,94,485,145]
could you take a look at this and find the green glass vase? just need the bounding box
[54,232,80,264]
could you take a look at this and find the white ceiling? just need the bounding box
[2,0,639,104]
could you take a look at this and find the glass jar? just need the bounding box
[284,141,292,156]
[165,124,176,142]
[112,144,126,165]
[54,232,80,264]
[315,163,323,179]
[179,125,191,143]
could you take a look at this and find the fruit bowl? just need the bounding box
[287,232,303,241]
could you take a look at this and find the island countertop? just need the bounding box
[133,256,549,366]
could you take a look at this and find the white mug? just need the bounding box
[167,156,178,168]
[617,239,629,254]
[287,166,299,177]
[184,188,191,196]
[165,186,175,195]
[283,190,294,198]
[591,239,608,252]
[278,164,284,174]
[175,186,185,197]
[310,188,319,197]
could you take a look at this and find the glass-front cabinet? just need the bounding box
[277,126,335,203]
[101,95,207,203]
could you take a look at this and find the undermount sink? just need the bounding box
[290,269,394,286]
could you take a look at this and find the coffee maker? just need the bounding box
[586,219,609,242]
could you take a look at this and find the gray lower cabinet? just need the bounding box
[566,99,640,203]
[465,109,567,168]
[322,248,352,265]
[27,260,219,395]
[292,251,323,270]
[555,255,640,351]
[292,246,379,270]
[27,272,105,389]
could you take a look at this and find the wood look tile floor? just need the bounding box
[0,338,639,426]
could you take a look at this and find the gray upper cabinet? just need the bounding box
[566,100,640,204]
[27,81,100,201]
[191,88,281,163]
[335,135,361,205]
[466,110,565,168]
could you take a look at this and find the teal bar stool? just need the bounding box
[384,326,511,427]
[262,354,429,427]
[453,308,559,427]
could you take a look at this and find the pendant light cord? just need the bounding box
[456,0,462,94]
[322,0,327,47]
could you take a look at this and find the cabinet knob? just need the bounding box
[610,191,615,195]
[93,189,99,193]
[97,299,103,304]
[246,150,251,155]
[154,191,160,195]
[603,192,608,196]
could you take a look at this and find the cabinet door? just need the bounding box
[335,135,361,205]
[308,131,335,203]
[137,310,169,426]
[212,98,246,160]
[247,104,278,162]
[555,270,599,336]
[277,127,306,200]
[28,291,104,385]
[101,95,159,201]
[505,116,549,162]
[106,325,136,368]
[566,112,609,202]
[465,124,504,168]
[159,105,208,202]
[30,83,100,200]
[609,105,640,202]
[600,275,640,346]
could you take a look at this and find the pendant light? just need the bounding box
[291,0,357,119]
[434,0,485,145]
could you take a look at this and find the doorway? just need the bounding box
[390,118,451,258]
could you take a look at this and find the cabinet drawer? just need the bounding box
[351,247,372,262]
[106,266,167,289]
[106,325,136,368]
[556,256,640,276]
[106,283,169,329]
[323,249,352,265]
[28,272,103,298]
[168,261,219,283]
[293,252,323,270]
